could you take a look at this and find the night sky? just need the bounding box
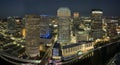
[0,0,120,17]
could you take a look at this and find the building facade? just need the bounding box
[57,7,71,46]
[25,14,40,57]
[7,17,24,37]
[105,18,118,38]
[72,12,81,37]
[90,9,104,40]
[7,17,17,34]
[73,12,80,18]
[39,16,53,51]
[57,7,71,17]
[61,41,93,61]
[76,31,89,42]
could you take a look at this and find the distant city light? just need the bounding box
[17,44,20,46]
[92,11,103,14]
[53,25,58,27]
[22,28,26,38]
[0,6,120,65]
[21,45,24,48]
[78,51,83,55]
[13,42,16,44]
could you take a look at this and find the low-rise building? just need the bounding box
[76,31,89,42]
[61,41,93,61]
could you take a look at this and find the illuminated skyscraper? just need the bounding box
[91,9,103,20]
[90,9,104,40]
[25,14,40,57]
[91,9,103,27]
[105,17,118,37]
[39,15,51,39]
[57,7,71,46]
[57,7,71,17]
[73,12,80,18]
[39,15,52,51]
[73,12,81,36]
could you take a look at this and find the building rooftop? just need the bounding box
[62,41,92,49]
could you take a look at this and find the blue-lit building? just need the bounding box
[39,15,54,50]
[40,28,52,39]
[52,43,62,61]
[39,16,51,39]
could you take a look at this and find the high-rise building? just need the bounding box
[104,18,118,37]
[72,12,81,36]
[90,9,105,40]
[56,7,76,61]
[7,17,24,37]
[73,12,80,18]
[39,15,52,51]
[57,17,71,46]
[39,16,51,39]
[57,7,71,46]
[7,17,17,34]
[57,7,71,17]
[25,14,40,57]
[91,9,103,20]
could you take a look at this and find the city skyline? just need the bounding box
[0,5,120,65]
[0,0,120,18]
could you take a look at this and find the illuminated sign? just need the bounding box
[92,11,103,14]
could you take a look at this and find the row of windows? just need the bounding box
[62,44,82,56]
[62,43,93,56]
[85,43,93,47]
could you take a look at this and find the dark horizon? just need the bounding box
[0,0,120,18]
